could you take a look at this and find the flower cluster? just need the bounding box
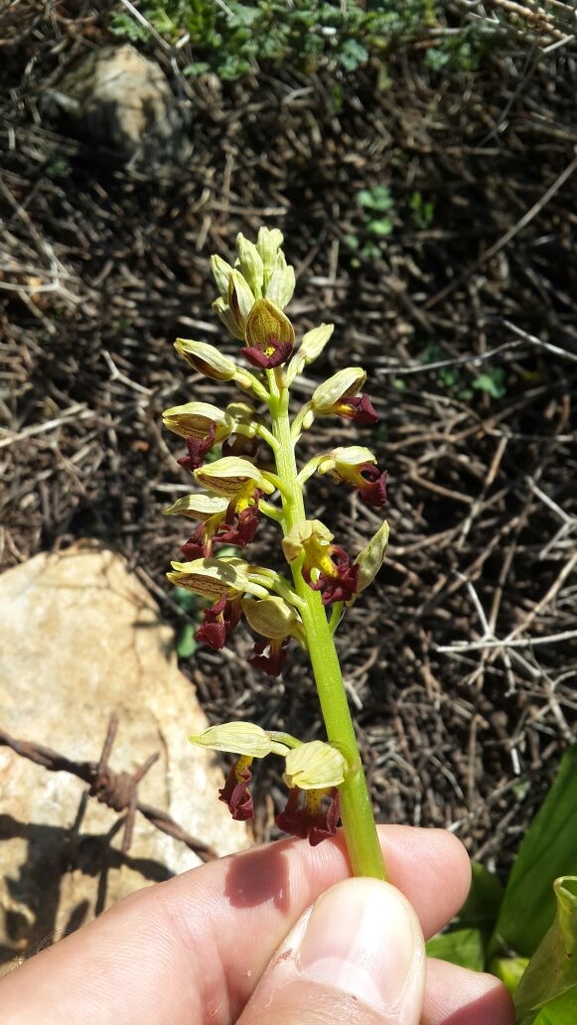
[189,722,346,845]
[164,228,390,845]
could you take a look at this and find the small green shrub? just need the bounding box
[345,183,395,263]
[110,0,484,82]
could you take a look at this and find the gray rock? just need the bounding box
[43,44,190,167]
[0,543,249,971]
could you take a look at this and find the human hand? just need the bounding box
[0,826,514,1025]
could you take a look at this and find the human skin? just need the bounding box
[0,825,514,1025]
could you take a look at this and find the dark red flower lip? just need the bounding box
[338,393,379,425]
[178,423,217,472]
[196,594,242,650]
[357,465,387,507]
[243,340,293,369]
[276,786,341,846]
[249,636,290,676]
[219,761,254,821]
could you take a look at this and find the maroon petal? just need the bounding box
[249,637,289,676]
[196,595,242,650]
[337,394,379,425]
[243,340,293,369]
[214,496,261,548]
[276,787,341,846]
[219,761,254,821]
[356,465,387,508]
[180,523,211,561]
[309,547,360,605]
[177,423,217,472]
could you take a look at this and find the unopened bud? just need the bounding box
[265,250,296,309]
[287,323,334,383]
[236,233,264,296]
[256,226,284,280]
[354,519,390,592]
[211,254,236,301]
[228,269,256,335]
[175,339,237,380]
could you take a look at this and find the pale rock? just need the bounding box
[0,543,249,971]
[43,43,190,167]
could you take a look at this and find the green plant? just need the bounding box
[162,228,389,876]
[427,744,577,1023]
[172,586,201,657]
[345,184,394,264]
[409,189,435,229]
[110,0,484,83]
[160,228,577,1021]
[421,342,508,402]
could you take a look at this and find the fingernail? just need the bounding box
[292,878,423,1016]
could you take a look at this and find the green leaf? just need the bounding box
[176,623,197,659]
[472,368,506,399]
[514,877,577,1024]
[491,744,577,959]
[338,39,369,72]
[458,862,504,936]
[533,987,577,1025]
[356,185,393,212]
[172,586,200,613]
[492,956,530,995]
[426,927,484,971]
[366,217,393,236]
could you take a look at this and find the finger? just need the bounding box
[0,826,470,1025]
[422,958,515,1025]
[237,878,426,1025]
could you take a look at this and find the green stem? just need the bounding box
[267,369,386,880]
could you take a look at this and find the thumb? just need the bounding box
[237,877,426,1025]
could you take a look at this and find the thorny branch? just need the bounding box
[0,714,217,861]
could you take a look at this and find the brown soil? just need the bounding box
[2,2,576,874]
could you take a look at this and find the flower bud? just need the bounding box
[211,254,236,301]
[283,741,347,790]
[265,250,296,309]
[211,296,243,340]
[256,226,284,280]
[354,519,390,592]
[162,401,233,440]
[195,456,276,496]
[236,233,264,296]
[287,323,334,383]
[175,339,237,380]
[228,269,255,335]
